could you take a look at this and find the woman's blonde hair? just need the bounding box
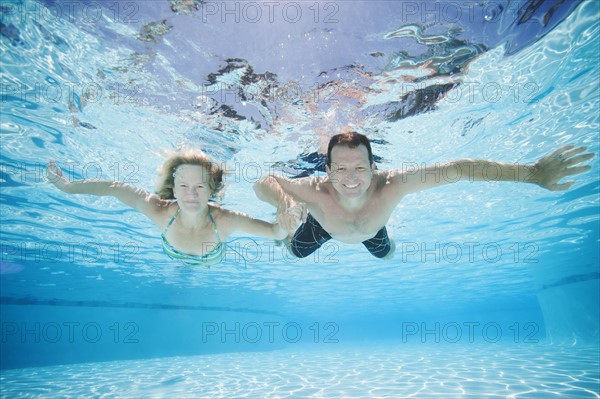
[156,149,224,199]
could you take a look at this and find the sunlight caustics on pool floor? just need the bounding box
[1,344,598,398]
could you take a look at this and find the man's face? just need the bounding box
[326,144,374,199]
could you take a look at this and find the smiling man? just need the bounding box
[254,132,593,260]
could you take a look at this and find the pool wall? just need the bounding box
[0,304,288,369]
[537,279,600,344]
[1,300,550,370]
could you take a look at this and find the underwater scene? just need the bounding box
[1,0,599,397]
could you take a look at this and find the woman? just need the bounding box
[46,149,290,267]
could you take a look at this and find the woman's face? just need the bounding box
[172,164,212,212]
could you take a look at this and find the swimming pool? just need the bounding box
[1,0,598,397]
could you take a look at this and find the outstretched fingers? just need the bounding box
[550,181,574,191]
[548,145,575,160]
[560,147,594,177]
[564,151,595,167]
[561,146,586,157]
[563,164,592,177]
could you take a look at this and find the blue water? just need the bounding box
[1,0,599,398]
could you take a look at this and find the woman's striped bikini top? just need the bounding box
[161,208,225,267]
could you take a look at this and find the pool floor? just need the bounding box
[1,343,598,398]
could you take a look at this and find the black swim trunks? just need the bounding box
[290,213,392,258]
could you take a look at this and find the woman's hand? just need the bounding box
[277,201,306,234]
[46,160,73,193]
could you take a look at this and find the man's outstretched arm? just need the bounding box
[253,175,312,232]
[391,145,594,196]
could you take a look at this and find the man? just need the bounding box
[253,132,594,259]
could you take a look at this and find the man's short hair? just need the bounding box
[327,132,374,167]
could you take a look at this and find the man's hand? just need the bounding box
[532,145,594,191]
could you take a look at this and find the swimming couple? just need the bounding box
[47,132,594,267]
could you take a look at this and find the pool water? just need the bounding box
[1,0,599,398]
